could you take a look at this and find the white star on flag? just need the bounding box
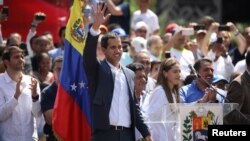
[70,83,77,91]
[79,81,85,88]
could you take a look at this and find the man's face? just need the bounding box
[197,61,214,84]
[137,0,151,8]
[135,69,147,95]
[148,39,163,57]
[54,61,62,83]
[218,31,230,47]
[102,38,123,66]
[135,28,147,39]
[135,53,151,75]
[6,51,25,71]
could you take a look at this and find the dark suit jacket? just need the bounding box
[224,71,250,124]
[84,33,150,137]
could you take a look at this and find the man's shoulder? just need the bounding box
[181,82,195,90]
[180,82,197,94]
[48,48,60,54]
[122,66,134,75]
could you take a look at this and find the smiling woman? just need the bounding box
[142,57,181,141]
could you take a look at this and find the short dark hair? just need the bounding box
[193,58,212,71]
[126,63,145,72]
[2,46,23,61]
[101,32,120,49]
[2,46,23,68]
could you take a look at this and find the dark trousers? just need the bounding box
[91,128,134,141]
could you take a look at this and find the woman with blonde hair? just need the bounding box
[143,57,181,141]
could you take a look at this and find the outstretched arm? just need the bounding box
[84,3,111,75]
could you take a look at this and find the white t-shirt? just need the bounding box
[170,47,195,80]
[234,59,246,74]
[131,9,160,37]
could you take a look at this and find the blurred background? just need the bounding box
[1,0,249,45]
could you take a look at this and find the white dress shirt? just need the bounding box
[108,62,131,128]
[0,72,41,141]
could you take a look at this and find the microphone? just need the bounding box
[188,64,225,98]
[187,64,250,122]
[188,64,198,78]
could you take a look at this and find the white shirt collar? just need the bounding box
[106,60,121,71]
[3,71,13,83]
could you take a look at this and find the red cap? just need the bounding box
[165,23,177,33]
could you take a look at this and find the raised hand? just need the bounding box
[29,77,38,97]
[14,76,22,100]
[205,88,217,102]
[92,3,111,31]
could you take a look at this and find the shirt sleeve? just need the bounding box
[32,83,42,117]
[144,87,168,117]
[0,96,18,121]
[26,29,37,57]
[89,27,101,36]
[179,87,186,103]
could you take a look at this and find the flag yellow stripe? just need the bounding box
[65,0,86,56]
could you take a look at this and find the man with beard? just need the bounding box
[180,58,224,103]
[0,46,41,141]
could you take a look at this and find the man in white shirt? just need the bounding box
[0,46,41,141]
[131,0,160,37]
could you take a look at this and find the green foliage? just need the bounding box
[212,116,220,125]
[182,116,192,141]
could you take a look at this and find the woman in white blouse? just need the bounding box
[143,58,181,141]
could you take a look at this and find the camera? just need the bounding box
[165,51,171,59]
[1,6,8,18]
[218,25,230,31]
[216,37,223,44]
[181,28,194,36]
[193,25,205,31]
[19,42,29,56]
[34,13,46,21]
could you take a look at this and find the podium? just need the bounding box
[143,103,238,141]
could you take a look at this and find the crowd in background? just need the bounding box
[0,0,250,141]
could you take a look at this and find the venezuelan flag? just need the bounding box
[53,0,91,140]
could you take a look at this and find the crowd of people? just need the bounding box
[0,0,250,141]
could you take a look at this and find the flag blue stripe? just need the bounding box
[59,40,91,124]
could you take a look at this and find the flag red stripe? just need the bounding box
[53,84,91,141]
